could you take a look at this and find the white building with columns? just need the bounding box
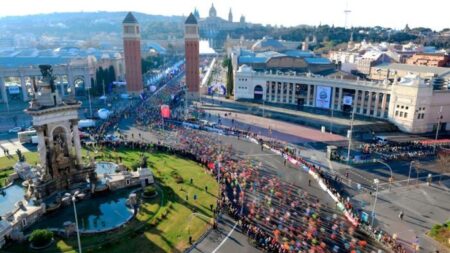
[0,64,92,104]
[234,65,450,134]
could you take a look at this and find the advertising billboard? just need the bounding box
[343,95,353,105]
[315,86,332,109]
[161,105,171,119]
[8,86,20,94]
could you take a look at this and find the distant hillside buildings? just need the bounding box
[233,37,450,134]
[406,53,449,67]
[196,4,253,49]
[329,40,449,76]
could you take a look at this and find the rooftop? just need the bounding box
[252,37,285,51]
[185,13,198,25]
[304,57,332,65]
[0,57,70,68]
[238,49,331,66]
[375,63,450,77]
[123,12,138,24]
[284,50,314,58]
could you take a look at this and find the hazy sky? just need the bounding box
[0,0,447,30]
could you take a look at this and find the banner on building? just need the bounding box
[315,86,331,109]
[160,105,171,119]
[343,95,353,105]
[8,86,20,94]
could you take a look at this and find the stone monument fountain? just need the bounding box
[24,65,97,200]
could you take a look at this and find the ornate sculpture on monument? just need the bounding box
[24,64,97,200]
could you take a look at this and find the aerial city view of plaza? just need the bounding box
[0,0,449,252]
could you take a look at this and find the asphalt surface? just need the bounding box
[116,119,385,252]
[192,100,450,252]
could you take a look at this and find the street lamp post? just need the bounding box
[330,106,334,134]
[262,99,265,118]
[184,86,188,120]
[346,108,356,163]
[408,161,416,186]
[376,159,393,190]
[101,80,107,106]
[416,166,420,186]
[434,106,443,153]
[87,87,93,118]
[72,195,82,253]
[371,178,380,227]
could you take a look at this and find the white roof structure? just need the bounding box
[237,64,254,73]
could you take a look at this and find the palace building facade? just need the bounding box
[235,65,450,134]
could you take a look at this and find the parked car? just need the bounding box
[8,127,22,133]
[79,131,91,139]
[104,134,120,142]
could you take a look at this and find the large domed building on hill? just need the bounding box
[197,3,253,49]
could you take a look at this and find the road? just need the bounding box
[193,100,450,252]
[118,120,384,252]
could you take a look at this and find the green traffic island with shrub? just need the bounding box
[141,185,158,199]
[428,220,450,249]
[0,167,14,188]
[28,229,54,250]
[0,152,40,187]
[3,148,218,253]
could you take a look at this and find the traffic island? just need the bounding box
[2,149,218,253]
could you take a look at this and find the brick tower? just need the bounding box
[123,12,143,95]
[184,13,200,100]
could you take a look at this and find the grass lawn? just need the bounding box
[0,152,39,170]
[2,148,218,253]
[428,220,450,249]
[0,152,39,187]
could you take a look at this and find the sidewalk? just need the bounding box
[200,95,396,135]
[189,214,262,253]
[353,184,449,252]
[0,140,33,158]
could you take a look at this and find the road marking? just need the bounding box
[211,222,238,253]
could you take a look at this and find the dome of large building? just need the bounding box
[251,37,285,52]
[238,64,254,73]
[240,15,246,23]
[209,3,217,17]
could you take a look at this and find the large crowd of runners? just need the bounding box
[361,142,436,161]
[86,63,411,253]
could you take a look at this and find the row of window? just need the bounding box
[396,104,409,110]
[417,113,425,119]
[395,111,408,118]
[124,26,139,34]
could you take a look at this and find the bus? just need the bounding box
[18,130,37,144]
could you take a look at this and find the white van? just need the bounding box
[78,119,96,129]
[375,136,389,144]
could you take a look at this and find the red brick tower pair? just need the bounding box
[184,13,200,100]
[123,12,143,95]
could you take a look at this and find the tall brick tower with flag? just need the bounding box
[184,13,200,100]
[122,12,143,95]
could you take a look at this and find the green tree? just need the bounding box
[108,66,116,85]
[225,58,234,97]
[94,67,105,96]
[16,149,25,162]
[92,66,116,96]
[222,57,230,68]
[141,55,163,74]
[143,185,156,197]
[29,229,53,247]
